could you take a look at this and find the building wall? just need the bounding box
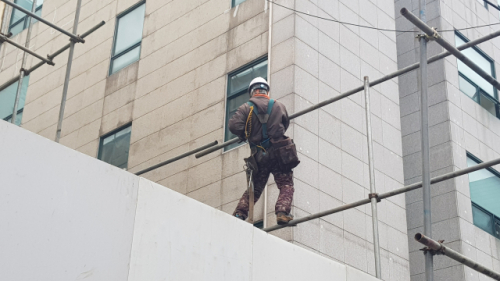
[0,0,269,221]
[269,0,408,280]
[395,0,500,280]
[0,0,409,279]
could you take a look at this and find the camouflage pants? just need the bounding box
[234,152,294,219]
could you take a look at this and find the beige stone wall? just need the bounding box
[0,0,270,218]
[0,4,5,30]
[267,1,408,280]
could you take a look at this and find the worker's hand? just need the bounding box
[238,136,247,143]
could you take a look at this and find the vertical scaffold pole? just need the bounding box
[418,1,434,280]
[247,168,255,224]
[263,0,273,229]
[364,77,381,278]
[55,0,82,142]
[11,0,37,125]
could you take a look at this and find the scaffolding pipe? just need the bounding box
[0,0,84,43]
[0,2,11,35]
[55,0,83,143]
[415,1,434,280]
[194,29,500,159]
[0,21,106,93]
[10,0,36,125]
[135,141,219,176]
[0,34,54,65]
[263,0,274,229]
[415,233,500,280]
[247,169,254,224]
[484,0,500,11]
[364,77,381,278]
[263,157,500,232]
[401,8,500,92]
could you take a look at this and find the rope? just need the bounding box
[245,106,254,140]
[245,106,267,152]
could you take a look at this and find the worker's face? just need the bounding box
[251,89,268,96]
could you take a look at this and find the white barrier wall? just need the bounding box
[0,121,380,281]
[0,121,139,280]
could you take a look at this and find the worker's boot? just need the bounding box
[276,212,294,225]
[234,212,247,221]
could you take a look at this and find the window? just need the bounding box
[253,220,264,229]
[224,57,268,151]
[232,0,246,7]
[0,76,29,126]
[467,153,500,239]
[98,125,132,169]
[456,32,500,119]
[9,0,43,37]
[109,2,145,75]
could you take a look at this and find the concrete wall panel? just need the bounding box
[0,121,139,281]
[0,121,384,281]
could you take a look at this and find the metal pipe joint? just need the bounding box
[415,233,500,280]
[368,193,381,202]
[414,233,444,255]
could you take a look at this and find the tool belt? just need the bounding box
[271,137,300,172]
[245,137,300,173]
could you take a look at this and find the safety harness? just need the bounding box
[245,99,275,152]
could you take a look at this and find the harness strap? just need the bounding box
[263,99,275,139]
[247,99,275,146]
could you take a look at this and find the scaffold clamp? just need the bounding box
[369,193,381,202]
[416,27,440,41]
[419,239,445,256]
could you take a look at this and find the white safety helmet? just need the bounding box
[248,77,270,97]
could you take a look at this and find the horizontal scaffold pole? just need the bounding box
[194,29,500,159]
[401,8,500,92]
[0,0,85,43]
[263,157,500,232]
[484,0,500,12]
[0,21,105,92]
[0,33,54,65]
[415,233,500,280]
[135,141,219,176]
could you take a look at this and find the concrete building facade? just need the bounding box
[395,0,500,280]
[0,0,410,280]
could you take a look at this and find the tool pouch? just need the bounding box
[244,150,259,173]
[271,137,300,172]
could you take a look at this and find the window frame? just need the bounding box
[1,75,30,126]
[456,31,500,119]
[231,0,246,7]
[472,202,500,239]
[223,56,268,152]
[467,152,500,239]
[3,108,23,124]
[459,73,500,118]
[97,123,133,169]
[253,220,264,229]
[8,0,43,36]
[109,1,146,75]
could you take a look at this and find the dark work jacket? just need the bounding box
[228,94,290,144]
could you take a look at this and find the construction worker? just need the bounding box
[228,77,300,225]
